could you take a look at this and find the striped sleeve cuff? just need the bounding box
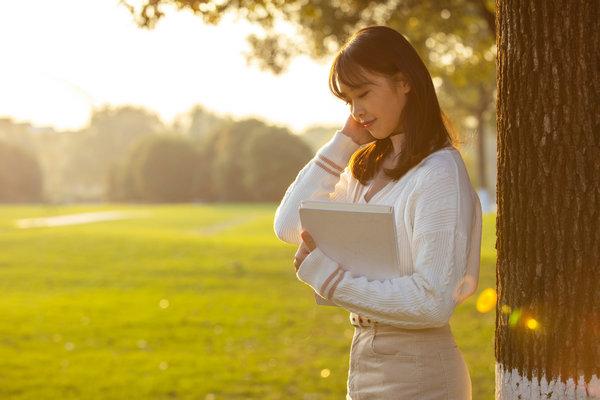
[315,131,360,173]
[297,248,347,301]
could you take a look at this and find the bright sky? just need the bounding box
[0,0,348,133]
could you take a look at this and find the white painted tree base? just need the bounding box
[496,363,600,399]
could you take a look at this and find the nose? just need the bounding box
[351,102,364,122]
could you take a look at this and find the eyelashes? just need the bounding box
[344,91,370,106]
[343,90,370,106]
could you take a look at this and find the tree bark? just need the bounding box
[495,1,600,398]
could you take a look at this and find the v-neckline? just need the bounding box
[362,133,406,203]
[363,170,393,203]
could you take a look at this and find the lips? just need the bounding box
[362,119,376,129]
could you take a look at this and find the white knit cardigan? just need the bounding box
[274,131,482,329]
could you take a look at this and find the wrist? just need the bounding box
[340,129,363,145]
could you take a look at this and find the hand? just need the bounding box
[293,231,316,272]
[340,114,375,145]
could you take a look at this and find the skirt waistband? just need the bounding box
[349,312,452,337]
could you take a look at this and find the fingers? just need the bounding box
[301,231,316,251]
[294,234,316,272]
[293,243,309,272]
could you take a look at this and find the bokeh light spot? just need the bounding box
[501,305,511,314]
[526,318,539,330]
[508,309,522,327]
[320,368,331,378]
[159,361,168,370]
[476,288,497,313]
[159,299,169,309]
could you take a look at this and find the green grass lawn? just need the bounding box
[0,204,496,399]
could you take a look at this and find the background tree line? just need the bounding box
[0,106,315,203]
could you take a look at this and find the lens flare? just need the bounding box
[476,288,497,313]
[526,318,539,330]
[508,309,522,327]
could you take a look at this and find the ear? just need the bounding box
[395,72,411,94]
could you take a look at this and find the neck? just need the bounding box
[389,133,406,156]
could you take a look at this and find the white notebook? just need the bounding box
[299,200,401,306]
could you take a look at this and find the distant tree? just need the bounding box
[185,105,228,141]
[210,119,269,201]
[105,161,137,202]
[124,136,202,202]
[0,141,43,203]
[62,106,164,199]
[243,127,313,201]
[193,137,218,201]
[299,125,340,153]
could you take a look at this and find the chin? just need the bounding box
[371,131,392,140]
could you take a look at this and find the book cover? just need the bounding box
[299,200,401,306]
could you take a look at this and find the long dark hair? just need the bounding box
[329,26,456,184]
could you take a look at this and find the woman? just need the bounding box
[274,26,482,399]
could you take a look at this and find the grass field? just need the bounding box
[0,204,496,399]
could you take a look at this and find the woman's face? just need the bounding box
[339,69,410,139]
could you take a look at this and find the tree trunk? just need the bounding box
[495,1,599,399]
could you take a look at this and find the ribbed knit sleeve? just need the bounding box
[273,131,360,245]
[296,151,482,329]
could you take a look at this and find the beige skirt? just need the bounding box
[346,313,471,400]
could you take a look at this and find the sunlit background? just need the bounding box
[0,1,346,132]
